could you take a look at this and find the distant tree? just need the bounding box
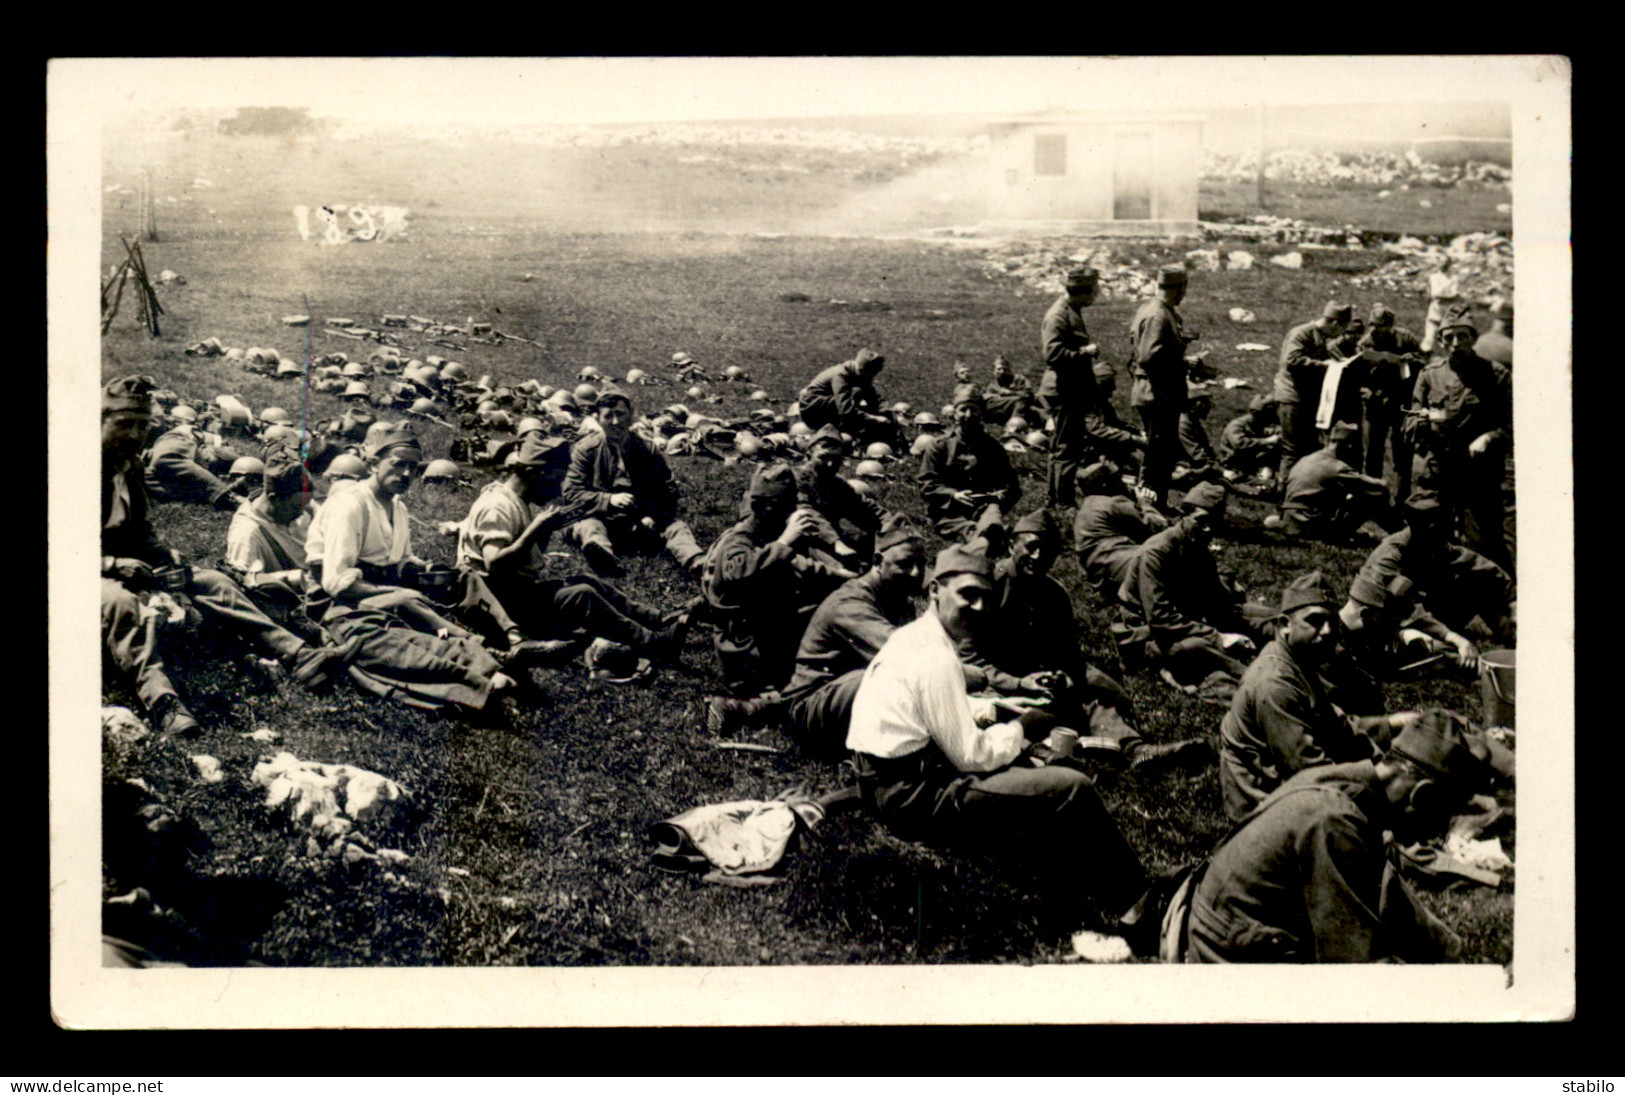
[219,107,315,137]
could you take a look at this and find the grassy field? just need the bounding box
[95,128,1514,969]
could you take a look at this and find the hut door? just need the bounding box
[1113,133,1154,220]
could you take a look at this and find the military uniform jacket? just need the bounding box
[103,454,171,565]
[1282,449,1374,517]
[1128,298,1191,409]
[793,463,884,541]
[563,430,681,527]
[1216,412,1279,462]
[1406,355,1512,458]
[1357,325,1426,396]
[1274,321,1342,405]
[1190,761,1437,963]
[144,425,235,504]
[782,569,916,705]
[1118,516,1242,647]
[1218,636,1389,821]
[916,428,1021,520]
[963,557,1089,692]
[1037,294,1097,403]
[1357,528,1514,636]
[798,363,882,421]
[1073,494,1159,595]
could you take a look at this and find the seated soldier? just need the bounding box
[774,521,928,754]
[221,443,324,646]
[1082,360,1148,472]
[916,384,1021,551]
[1340,569,1480,678]
[1114,481,1269,704]
[700,463,856,699]
[1216,394,1282,482]
[1280,421,1397,542]
[793,424,886,563]
[983,355,1037,426]
[960,510,1210,772]
[1172,380,1220,485]
[144,409,248,509]
[1186,711,1497,963]
[561,385,706,577]
[1072,461,1168,601]
[455,432,690,667]
[101,377,340,739]
[1357,492,1515,644]
[846,542,1150,934]
[1218,571,1421,822]
[795,348,899,448]
[304,421,519,712]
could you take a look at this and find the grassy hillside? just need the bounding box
[95,125,1516,969]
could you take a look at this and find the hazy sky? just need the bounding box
[60,56,1557,127]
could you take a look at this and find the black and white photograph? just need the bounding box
[49,55,1573,1027]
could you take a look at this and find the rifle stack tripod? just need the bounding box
[101,237,165,337]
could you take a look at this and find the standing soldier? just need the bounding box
[1128,265,1198,510]
[1273,301,1352,494]
[1405,304,1513,570]
[1037,267,1102,508]
[1356,304,1427,501]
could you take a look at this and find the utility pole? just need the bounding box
[139,167,158,242]
[1256,104,1267,212]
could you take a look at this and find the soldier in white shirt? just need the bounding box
[846,542,1148,923]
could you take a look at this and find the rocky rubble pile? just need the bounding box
[331,119,986,159]
[1203,148,1511,190]
[980,244,1159,301]
[1352,231,1515,302]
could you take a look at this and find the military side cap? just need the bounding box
[1280,569,1337,614]
[1439,302,1477,332]
[1321,301,1354,324]
[1012,509,1059,542]
[1327,420,1359,444]
[1092,360,1117,380]
[512,433,571,468]
[746,462,797,502]
[1350,570,1413,611]
[103,375,156,414]
[1180,480,1227,512]
[952,384,985,408]
[1157,264,1188,287]
[809,423,847,450]
[875,518,922,554]
[1492,300,1514,321]
[594,383,633,410]
[1065,266,1100,289]
[262,443,312,497]
[1247,393,1275,412]
[853,348,886,371]
[1403,491,1448,527]
[362,421,423,460]
[1368,303,1396,327]
[1390,709,1496,789]
[1074,460,1120,498]
[930,542,993,584]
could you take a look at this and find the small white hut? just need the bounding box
[983,111,1204,237]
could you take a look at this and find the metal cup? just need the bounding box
[1044,727,1080,759]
